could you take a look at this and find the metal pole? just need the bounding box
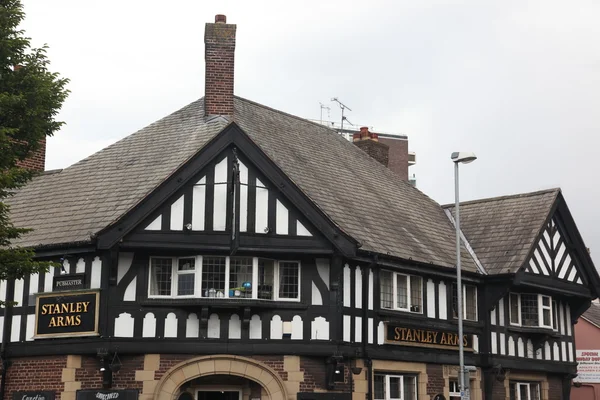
[455,161,465,399]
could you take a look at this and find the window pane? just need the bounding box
[531,384,540,400]
[279,262,299,299]
[396,275,408,309]
[410,276,422,313]
[465,285,477,320]
[519,383,529,400]
[202,257,226,297]
[389,377,401,399]
[404,376,416,400]
[509,383,516,400]
[258,259,275,300]
[521,294,539,327]
[510,293,520,324]
[177,274,195,296]
[449,380,460,400]
[542,296,550,306]
[178,258,195,271]
[543,309,551,327]
[552,301,558,330]
[380,271,393,309]
[229,257,253,298]
[150,258,172,296]
[374,375,385,400]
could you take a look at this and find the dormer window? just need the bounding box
[149,256,300,301]
[380,271,423,313]
[509,293,553,329]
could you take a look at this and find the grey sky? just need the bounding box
[21,0,600,269]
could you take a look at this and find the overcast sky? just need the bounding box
[21,0,600,269]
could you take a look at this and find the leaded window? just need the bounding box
[380,271,423,313]
[374,374,417,400]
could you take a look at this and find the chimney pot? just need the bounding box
[215,14,227,23]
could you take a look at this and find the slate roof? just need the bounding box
[583,302,600,328]
[8,96,479,271]
[443,189,559,275]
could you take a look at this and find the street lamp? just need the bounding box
[451,151,477,399]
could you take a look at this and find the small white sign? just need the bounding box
[575,349,600,383]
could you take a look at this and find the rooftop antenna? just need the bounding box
[331,97,353,139]
[319,102,331,124]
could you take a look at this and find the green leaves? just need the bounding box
[0,0,70,298]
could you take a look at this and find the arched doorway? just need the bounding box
[153,355,288,400]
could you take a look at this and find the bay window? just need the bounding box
[509,293,553,328]
[380,271,423,313]
[374,374,417,400]
[149,256,300,301]
[452,284,478,321]
[509,382,540,400]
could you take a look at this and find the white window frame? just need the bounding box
[148,256,300,302]
[174,257,197,297]
[552,300,558,331]
[454,284,478,321]
[274,260,301,301]
[449,380,460,399]
[381,271,423,313]
[510,293,522,326]
[512,382,541,400]
[374,374,417,400]
[508,293,554,329]
[538,295,553,329]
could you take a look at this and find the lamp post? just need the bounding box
[451,151,477,400]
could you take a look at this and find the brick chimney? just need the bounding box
[15,137,46,171]
[353,127,389,167]
[204,14,236,117]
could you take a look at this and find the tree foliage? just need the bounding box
[0,0,69,299]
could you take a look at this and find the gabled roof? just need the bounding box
[7,96,477,271]
[582,302,600,329]
[443,189,560,274]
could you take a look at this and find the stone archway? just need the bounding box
[153,355,288,400]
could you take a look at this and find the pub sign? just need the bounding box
[385,323,473,350]
[13,392,55,400]
[34,290,99,339]
[76,390,139,400]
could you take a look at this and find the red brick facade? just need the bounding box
[3,356,67,400]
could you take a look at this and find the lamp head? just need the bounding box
[451,152,477,164]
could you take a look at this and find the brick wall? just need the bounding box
[426,364,444,397]
[76,355,144,391]
[3,356,67,400]
[378,137,408,180]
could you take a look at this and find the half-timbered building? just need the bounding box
[2,14,599,400]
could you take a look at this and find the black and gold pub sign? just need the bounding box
[34,290,100,339]
[385,323,473,350]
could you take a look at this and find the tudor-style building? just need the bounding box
[2,14,599,400]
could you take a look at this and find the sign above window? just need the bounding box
[13,392,55,400]
[53,273,86,291]
[385,324,473,350]
[76,390,139,400]
[34,291,99,339]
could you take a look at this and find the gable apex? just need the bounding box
[97,122,357,256]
